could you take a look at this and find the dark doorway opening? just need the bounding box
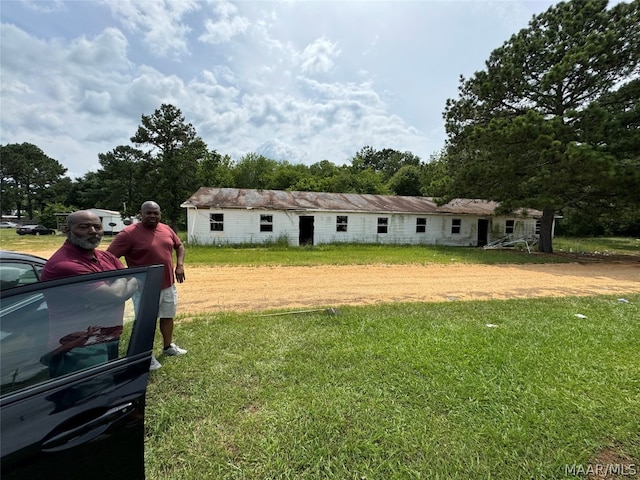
[477,219,489,247]
[299,216,314,245]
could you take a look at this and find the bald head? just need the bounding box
[65,210,103,250]
[140,201,161,229]
[141,201,160,212]
[66,210,100,228]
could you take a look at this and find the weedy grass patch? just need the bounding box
[554,236,640,257]
[180,242,574,266]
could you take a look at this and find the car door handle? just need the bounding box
[41,402,136,451]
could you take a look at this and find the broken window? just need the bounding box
[260,214,273,232]
[451,218,461,234]
[506,219,515,235]
[336,216,348,232]
[416,217,427,233]
[210,213,224,232]
[377,217,388,234]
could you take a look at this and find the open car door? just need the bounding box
[1,265,163,480]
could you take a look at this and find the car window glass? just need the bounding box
[0,262,39,289]
[1,271,148,397]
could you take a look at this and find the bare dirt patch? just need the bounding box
[586,444,639,479]
[180,261,639,314]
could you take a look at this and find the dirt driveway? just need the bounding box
[26,249,640,314]
[181,261,640,314]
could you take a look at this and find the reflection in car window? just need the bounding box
[0,262,41,289]
[0,272,145,396]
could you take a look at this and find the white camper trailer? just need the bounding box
[55,209,138,235]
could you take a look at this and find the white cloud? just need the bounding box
[21,0,65,13]
[199,1,250,45]
[104,0,200,58]
[66,27,130,69]
[0,23,59,76]
[299,37,340,74]
[0,79,32,95]
[199,15,250,44]
[79,90,111,115]
[256,139,308,163]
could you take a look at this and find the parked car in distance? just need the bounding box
[0,250,47,290]
[15,225,56,235]
[0,222,18,229]
[1,263,163,480]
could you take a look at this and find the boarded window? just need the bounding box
[260,214,273,232]
[416,217,427,233]
[336,216,348,232]
[506,219,515,235]
[535,219,541,235]
[377,217,388,234]
[451,218,461,234]
[210,213,224,232]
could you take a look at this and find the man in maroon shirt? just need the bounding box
[108,201,187,370]
[41,210,139,376]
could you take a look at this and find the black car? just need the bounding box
[15,225,56,236]
[0,260,163,480]
[0,251,47,290]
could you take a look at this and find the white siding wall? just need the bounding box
[490,217,539,241]
[186,208,540,246]
[186,208,298,245]
[311,213,477,245]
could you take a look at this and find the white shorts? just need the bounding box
[157,285,178,318]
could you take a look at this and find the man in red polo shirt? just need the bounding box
[42,210,139,376]
[108,201,186,371]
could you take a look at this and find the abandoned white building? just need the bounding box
[181,188,548,247]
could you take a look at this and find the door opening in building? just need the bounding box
[299,216,314,245]
[477,219,489,247]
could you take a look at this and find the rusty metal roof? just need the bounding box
[181,188,541,217]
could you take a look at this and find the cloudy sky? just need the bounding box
[2,0,571,180]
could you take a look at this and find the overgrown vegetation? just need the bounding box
[554,236,640,257]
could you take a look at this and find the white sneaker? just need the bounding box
[149,355,162,370]
[163,343,187,356]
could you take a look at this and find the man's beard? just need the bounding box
[69,232,102,250]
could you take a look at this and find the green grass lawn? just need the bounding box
[146,296,639,479]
